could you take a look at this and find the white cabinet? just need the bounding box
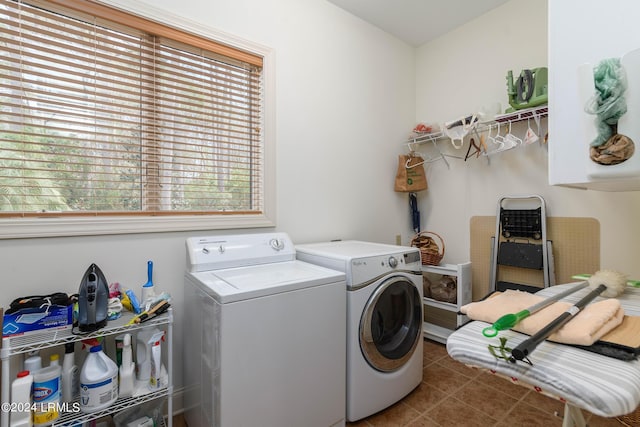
[548,0,640,191]
[422,262,471,344]
[1,310,173,427]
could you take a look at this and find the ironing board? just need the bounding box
[446,282,640,426]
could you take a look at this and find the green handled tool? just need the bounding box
[482,282,588,338]
[482,272,640,338]
[571,273,640,287]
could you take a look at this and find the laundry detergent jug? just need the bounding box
[32,364,61,426]
[79,344,118,413]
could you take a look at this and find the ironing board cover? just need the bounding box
[446,282,640,417]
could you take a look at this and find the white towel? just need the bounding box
[461,290,624,346]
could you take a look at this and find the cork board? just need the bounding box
[470,216,600,300]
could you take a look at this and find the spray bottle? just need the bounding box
[118,333,135,397]
[135,328,161,381]
[148,330,164,390]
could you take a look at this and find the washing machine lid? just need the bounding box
[188,260,345,303]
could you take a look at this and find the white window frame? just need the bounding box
[0,0,276,239]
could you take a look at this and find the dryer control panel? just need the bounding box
[403,251,421,265]
[350,250,421,287]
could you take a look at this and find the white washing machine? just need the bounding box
[296,241,423,422]
[183,233,347,427]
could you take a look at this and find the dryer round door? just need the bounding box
[359,275,422,372]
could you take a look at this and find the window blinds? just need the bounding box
[0,0,264,216]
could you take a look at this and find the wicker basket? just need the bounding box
[410,231,445,265]
[618,409,640,427]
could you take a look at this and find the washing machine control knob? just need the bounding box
[202,247,210,254]
[270,238,285,251]
[388,256,398,268]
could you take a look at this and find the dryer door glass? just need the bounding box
[360,276,422,372]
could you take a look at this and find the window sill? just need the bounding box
[0,214,275,239]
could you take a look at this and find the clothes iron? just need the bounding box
[505,67,548,112]
[78,263,109,332]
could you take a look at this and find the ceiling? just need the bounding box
[326,0,510,46]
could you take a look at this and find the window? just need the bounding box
[0,0,274,237]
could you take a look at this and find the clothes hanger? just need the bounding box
[534,112,541,136]
[482,124,501,156]
[405,140,452,169]
[504,121,522,147]
[479,133,488,155]
[444,114,478,149]
[533,112,545,145]
[485,122,519,155]
[405,142,427,168]
[492,122,506,149]
[405,150,426,169]
[468,128,489,163]
[481,124,494,154]
[491,122,517,153]
[484,124,494,145]
[523,117,539,145]
[464,138,482,161]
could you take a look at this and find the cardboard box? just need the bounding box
[3,304,73,337]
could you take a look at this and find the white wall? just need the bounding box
[414,0,640,278]
[0,0,415,403]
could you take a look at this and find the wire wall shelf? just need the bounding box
[403,105,549,166]
[406,105,548,146]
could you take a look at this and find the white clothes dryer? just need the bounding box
[296,241,423,422]
[184,233,346,427]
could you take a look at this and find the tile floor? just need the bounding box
[173,338,631,427]
[346,339,626,427]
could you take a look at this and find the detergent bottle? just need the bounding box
[10,371,33,427]
[24,351,42,374]
[61,342,79,403]
[79,344,118,413]
[32,364,61,426]
[49,354,60,367]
